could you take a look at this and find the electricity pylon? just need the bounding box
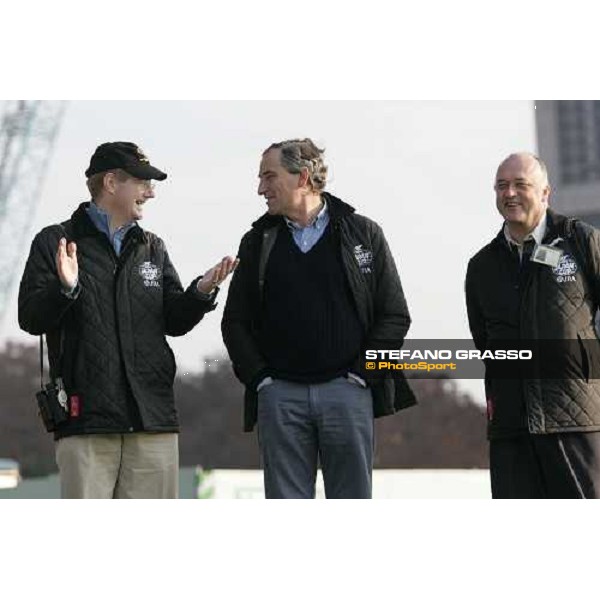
[0,100,67,327]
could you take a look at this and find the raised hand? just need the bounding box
[55,237,78,290]
[197,256,239,295]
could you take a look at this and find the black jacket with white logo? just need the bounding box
[18,202,217,439]
[221,192,416,432]
[466,210,600,437]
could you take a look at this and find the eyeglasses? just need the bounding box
[135,179,156,192]
[110,171,157,192]
[126,178,156,191]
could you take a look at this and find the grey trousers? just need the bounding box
[257,377,374,499]
[55,433,179,499]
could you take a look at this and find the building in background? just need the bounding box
[536,100,600,226]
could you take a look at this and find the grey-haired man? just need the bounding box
[222,138,415,499]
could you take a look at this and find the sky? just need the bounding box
[0,100,536,402]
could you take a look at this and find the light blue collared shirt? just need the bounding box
[86,202,137,256]
[284,200,330,253]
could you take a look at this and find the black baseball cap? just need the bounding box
[85,141,167,180]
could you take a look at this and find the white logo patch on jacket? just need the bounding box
[354,244,373,274]
[139,261,161,288]
[552,253,578,283]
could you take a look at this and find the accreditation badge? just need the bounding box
[531,244,564,268]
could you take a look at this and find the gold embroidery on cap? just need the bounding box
[135,146,150,163]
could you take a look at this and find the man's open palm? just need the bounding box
[56,237,78,290]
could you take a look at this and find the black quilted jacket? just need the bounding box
[222,192,416,432]
[18,202,217,439]
[466,210,600,436]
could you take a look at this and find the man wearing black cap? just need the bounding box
[18,141,237,499]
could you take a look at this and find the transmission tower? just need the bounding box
[0,100,67,327]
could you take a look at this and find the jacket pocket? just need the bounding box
[166,343,176,380]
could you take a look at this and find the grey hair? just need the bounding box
[264,138,328,192]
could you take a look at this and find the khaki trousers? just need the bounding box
[55,433,179,499]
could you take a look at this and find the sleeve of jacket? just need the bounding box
[465,257,487,352]
[18,227,78,335]
[221,232,269,390]
[162,242,218,337]
[365,221,411,347]
[577,221,600,309]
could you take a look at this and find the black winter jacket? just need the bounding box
[221,192,416,432]
[18,202,217,439]
[466,210,600,437]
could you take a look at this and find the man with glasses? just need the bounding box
[19,141,237,499]
[466,152,600,498]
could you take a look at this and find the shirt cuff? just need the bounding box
[256,376,274,392]
[60,279,80,300]
[194,282,217,301]
[347,372,367,388]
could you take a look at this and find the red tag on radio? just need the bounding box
[70,395,80,418]
[486,397,494,422]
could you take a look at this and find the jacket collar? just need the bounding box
[70,201,147,244]
[490,209,567,251]
[251,191,355,230]
[542,209,570,243]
